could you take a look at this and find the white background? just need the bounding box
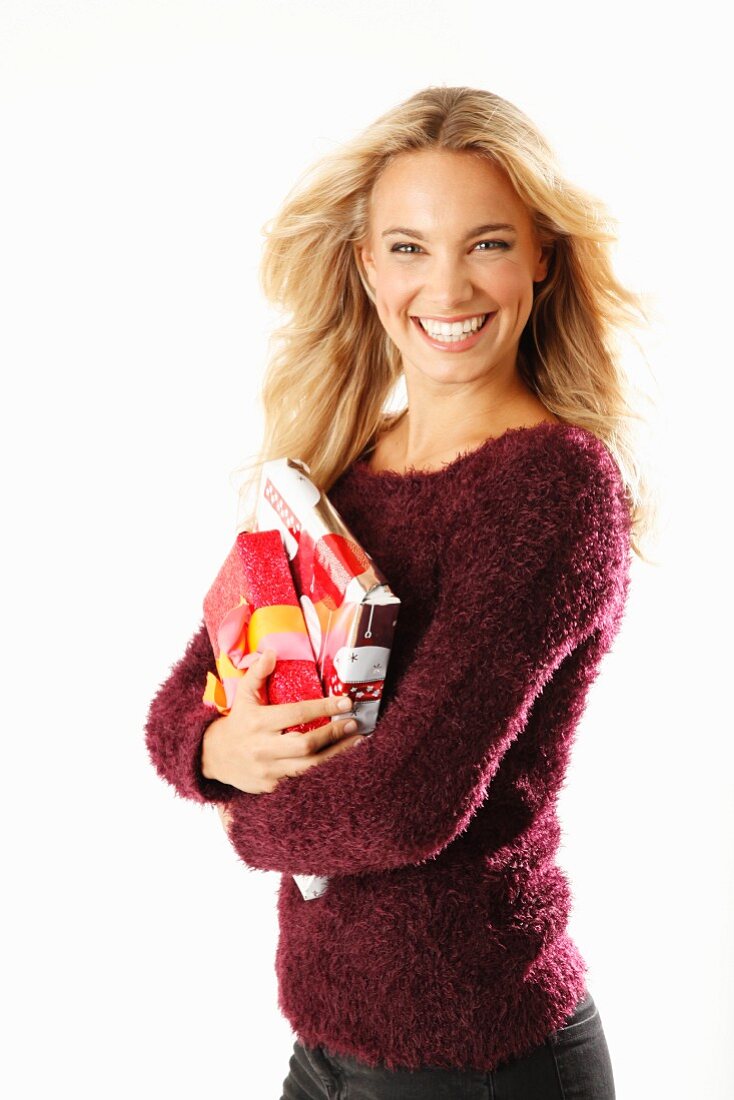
[2,2,731,1097]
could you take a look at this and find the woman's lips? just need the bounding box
[411,313,496,352]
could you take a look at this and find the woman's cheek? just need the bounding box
[380,272,411,314]
[492,268,537,325]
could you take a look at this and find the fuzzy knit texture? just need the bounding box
[144,421,632,1075]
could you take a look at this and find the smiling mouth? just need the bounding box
[410,313,494,346]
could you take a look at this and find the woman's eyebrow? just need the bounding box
[381,223,517,240]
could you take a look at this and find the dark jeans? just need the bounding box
[280,989,615,1099]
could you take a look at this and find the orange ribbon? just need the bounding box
[202,598,315,714]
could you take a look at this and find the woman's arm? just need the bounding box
[218,433,632,877]
[144,620,238,805]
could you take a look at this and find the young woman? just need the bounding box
[145,85,653,1099]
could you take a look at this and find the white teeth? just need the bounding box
[418,314,488,341]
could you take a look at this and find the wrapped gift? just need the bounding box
[202,528,324,727]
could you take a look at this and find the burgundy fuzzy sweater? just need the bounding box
[144,421,632,1074]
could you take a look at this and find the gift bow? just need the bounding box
[203,597,315,714]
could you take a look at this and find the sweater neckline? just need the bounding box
[350,420,575,484]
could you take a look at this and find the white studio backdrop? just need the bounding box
[1,2,731,1097]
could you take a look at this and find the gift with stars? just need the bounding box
[254,457,401,740]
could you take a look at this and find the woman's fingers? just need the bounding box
[231,651,354,735]
[232,648,278,709]
[264,689,355,735]
[275,715,361,757]
[276,731,367,781]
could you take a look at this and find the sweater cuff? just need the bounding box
[182,704,237,805]
[145,677,238,807]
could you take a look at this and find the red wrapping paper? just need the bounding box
[202,529,326,735]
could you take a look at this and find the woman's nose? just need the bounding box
[423,258,474,307]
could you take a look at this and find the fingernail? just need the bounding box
[343,720,358,733]
[337,697,352,711]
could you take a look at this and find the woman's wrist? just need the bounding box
[201,715,228,781]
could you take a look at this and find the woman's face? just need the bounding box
[357,149,550,383]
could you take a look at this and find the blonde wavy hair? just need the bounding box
[233,85,659,562]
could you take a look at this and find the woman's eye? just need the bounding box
[390,240,509,255]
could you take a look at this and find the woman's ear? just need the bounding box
[356,240,377,292]
[533,242,553,284]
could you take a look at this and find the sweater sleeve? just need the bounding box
[221,432,632,876]
[144,619,238,805]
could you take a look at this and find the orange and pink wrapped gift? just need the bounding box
[202,528,325,733]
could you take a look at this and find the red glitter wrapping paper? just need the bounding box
[202,529,326,733]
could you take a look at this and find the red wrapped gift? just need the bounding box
[202,528,325,734]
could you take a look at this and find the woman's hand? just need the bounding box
[201,648,364,795]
